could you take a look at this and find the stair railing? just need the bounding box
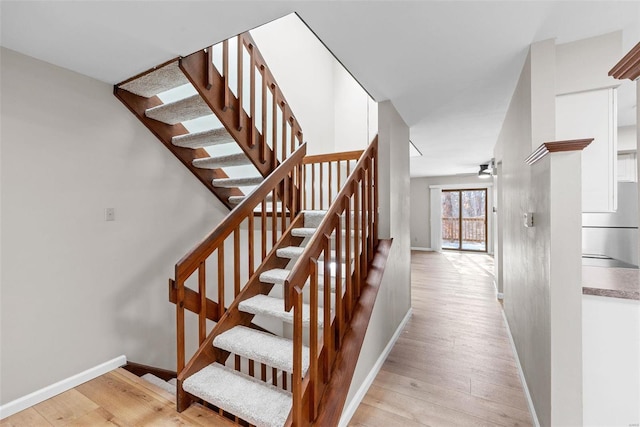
[302,150,364,211]
[171,143,306,375]
[284,137,379,426]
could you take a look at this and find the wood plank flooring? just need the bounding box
[2,251,531,426]
[0,368,235,427]
[350,251,532,427]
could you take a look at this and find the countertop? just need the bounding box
[582,263,640,300]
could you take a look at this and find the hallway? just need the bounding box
[350,251,533,426]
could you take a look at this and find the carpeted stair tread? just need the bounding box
[303,211,327,228]
[120,61,189,98]
[172,127,235,149]
[260,268,290,285]
[239,294,324,327]
[183,363,291,427]
[214,326,309,375]
[192,152,252,169]
[291,227,355,239]
[213,176,264,188]
[145,94,211,125]
[229,193,274,205]
[276,246,352,262]
[141,373,176,394]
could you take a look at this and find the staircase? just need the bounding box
[115,30,386,427]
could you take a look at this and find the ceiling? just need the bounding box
[1,1,638,177]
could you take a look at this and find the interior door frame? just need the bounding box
[441,188,488,253]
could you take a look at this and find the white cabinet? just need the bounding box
[556,88,618,212]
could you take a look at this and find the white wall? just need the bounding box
[344,100,411,412]
[583,295,640,426]
[619,125,637,151]
[0,48,228,405]
[250,13,375,155]
[409,175,494,251]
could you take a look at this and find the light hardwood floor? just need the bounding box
[350,251,532,427]
[2,251,531,426]
[0,368,236,426]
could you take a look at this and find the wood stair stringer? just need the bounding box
[113,87,242,210]
[176,213,305,412]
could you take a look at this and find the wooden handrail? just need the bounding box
[302,150,363,164]
[283,137,379,425]
[174,143,306,373]
[285,139,377,304]
[175,143,306,281]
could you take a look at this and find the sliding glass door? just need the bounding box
[441,189,487,252]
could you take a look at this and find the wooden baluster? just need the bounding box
[235,355,241,371]
[261,200,267,258]
[367,160,374,261]
[234,227,240,296]
[261,363,267,381]
[206,46,213,90]
[237,38,243,131]
[373,147,379,246]
[292,286,304,426]
[360,175,367,282]
[248,214,255,277]
[334,215,343,349]
[328,160,333,207]
[337,160,342,193]
[261,66,267,164]
[272,367,278,386]
[323,235,332,382]
[249,359,255,377]
[311,164,316,210]
[249,45,256,147]
[344,200,353,321]
[319,162,324,210]
[289,119,295,157]
[309,259,319,420]
[198,262,206,344]
[281,174,287,233]
[271,85,278,168]
[347,159,352,177]
[283,373,287,391]
[222,40,229,111]
[218,246,225,318]
[353,182,361,298]
[281,102,287,161]
[271,188,277,246]
[175,278,185,372]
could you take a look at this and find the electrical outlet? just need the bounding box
[105,208,115,221]
[523,212,534,228]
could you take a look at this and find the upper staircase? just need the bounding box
[115,29,388,427]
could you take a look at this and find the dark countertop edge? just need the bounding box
[582,287,640,301]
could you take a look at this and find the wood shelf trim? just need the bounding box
[609,42,640,81]
[525,138,594,165]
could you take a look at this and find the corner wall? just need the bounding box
[0,48,227,405]
[343,100,412,414]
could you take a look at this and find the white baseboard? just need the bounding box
[501,312,540,427]
[411,247,433,251]
[0,355,127,420]
[338,308,413,427]
[493,280,504,300]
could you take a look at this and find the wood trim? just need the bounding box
[609,42,640,81]
[302,150,364,164]
[169,281,220,322]
[525,138,593,165]
[123,362,177,382]
[312,239,393,426]
[179,50,275,177]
